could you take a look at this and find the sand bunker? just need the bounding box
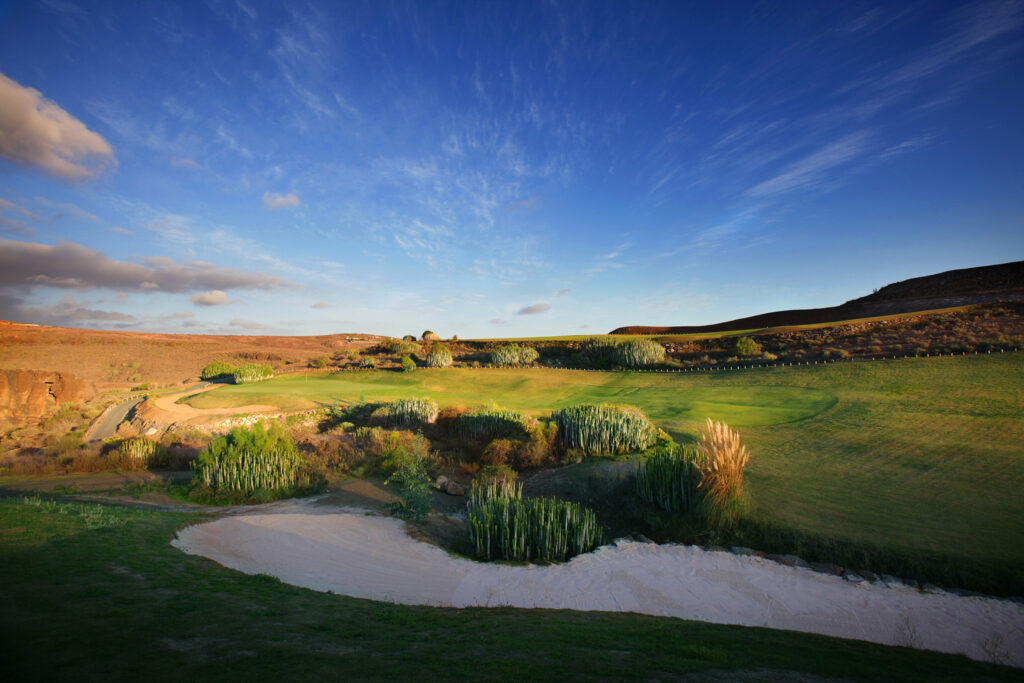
[172,500,1024,667]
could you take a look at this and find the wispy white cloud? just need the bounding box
[189,290,230,306]
[745,131,872,199]
[263,191,300,209]
[34,196,100,222]
[311,300,334,309]
[170,156,201,169]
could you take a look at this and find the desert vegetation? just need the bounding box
[491,344,540,366]
[554,404,658,455]
[231,363,274,384]
[466,478,604,562]
[424,343,453,368]
[191,422,322,503]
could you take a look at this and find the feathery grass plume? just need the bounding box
[636,444,701,513]
[370,397,439,427]
[695,418,751,526]
[192,421,305,493]
[491,344,540,366]
[424,343,453,368]
[553,403,657,455]
[200,361,236,380]
[466,479,604,562]
[613,339,666,368]
[453,407,535,441]
[232,363,273,384]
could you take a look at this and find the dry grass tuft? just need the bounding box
[696,418,751,526]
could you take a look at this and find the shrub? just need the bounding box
[192,422,311,496]
[425,343,453,368]
[385,447,432,520]
[232,364,273,384]
[734,337,762,356]
[453,407,534,441]
[116,438,161,469]
[613,339,665,368]
[580,337,619,368]
[636,444,701,514]
[201,361,236,380]
[695,418,751,527]
[474,464,518,487]
[386,339,420,356]
[553,404,657,455]
[422,330,440,341]
[401,355,416,372]
[491,344,540,366]
[822,348,850,360]
[359,357,376,368]
[402,335,417,341]
[466,479,604,562]
[370,398,439,427]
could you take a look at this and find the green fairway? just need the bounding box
[1,497,1020,682]
[184,355,1024,575]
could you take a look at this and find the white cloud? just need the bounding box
[517,303,550,315]
[189,290,230,306]
[170,157,201,169]
[0,72,116,181]
[263,191,301,209]
[311,301,334,309]
[745,132,872,199]
[229,318,275,331]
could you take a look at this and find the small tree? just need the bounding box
[422,330,441,341]
[402,335,417,341]
[734,337,762,356]
[401,355,416,372]
[385,448,432,520]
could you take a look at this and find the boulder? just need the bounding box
[435,476,466,496]
[809,561,845,576]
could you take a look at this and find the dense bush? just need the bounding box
[201,361,236,380]
[386,339,420,356]
[232,364,273,384]
[424,343,453,368]
[191,422,317,500]
[636,443,701,514]
[579,337,620,368]
[401,355,416,372]
[422,330,440,341]
[453,408,534,441]
[384,447,432,520]
[466,479,604,562]
[359,357,376,368]
[553,404,657,455]
[370,398,439,427]
[491,344,540,366]
[402,334,417,341]
[115,438,161,469]
[734,337,762,356]
[613,339,665,368]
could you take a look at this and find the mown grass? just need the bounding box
[183,355,1024,578]
[1,496,1020,682]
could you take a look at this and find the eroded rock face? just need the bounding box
[0,369,90,420]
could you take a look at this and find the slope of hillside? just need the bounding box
[611,261,1024,335]
[0,321,384,388]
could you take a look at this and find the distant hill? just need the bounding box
[610,261,1024,335]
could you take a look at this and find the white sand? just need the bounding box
[172,500,1024,667]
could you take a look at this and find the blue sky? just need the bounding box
[0,0,1021,337]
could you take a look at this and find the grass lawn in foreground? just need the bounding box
[1,497,1020,682]
[183,355,1024,580]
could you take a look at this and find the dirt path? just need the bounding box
[85,397,146,442]
[172,499,1024,668]
[148,383,280,422]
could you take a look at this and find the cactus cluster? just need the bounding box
[370,398,439,427]
[553,403,657,455]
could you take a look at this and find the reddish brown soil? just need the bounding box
[0,321,385,389]
[612,261,1024,335]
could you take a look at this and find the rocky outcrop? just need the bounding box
[0,369,90,421]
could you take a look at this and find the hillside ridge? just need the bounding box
[611,260,1024,335]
